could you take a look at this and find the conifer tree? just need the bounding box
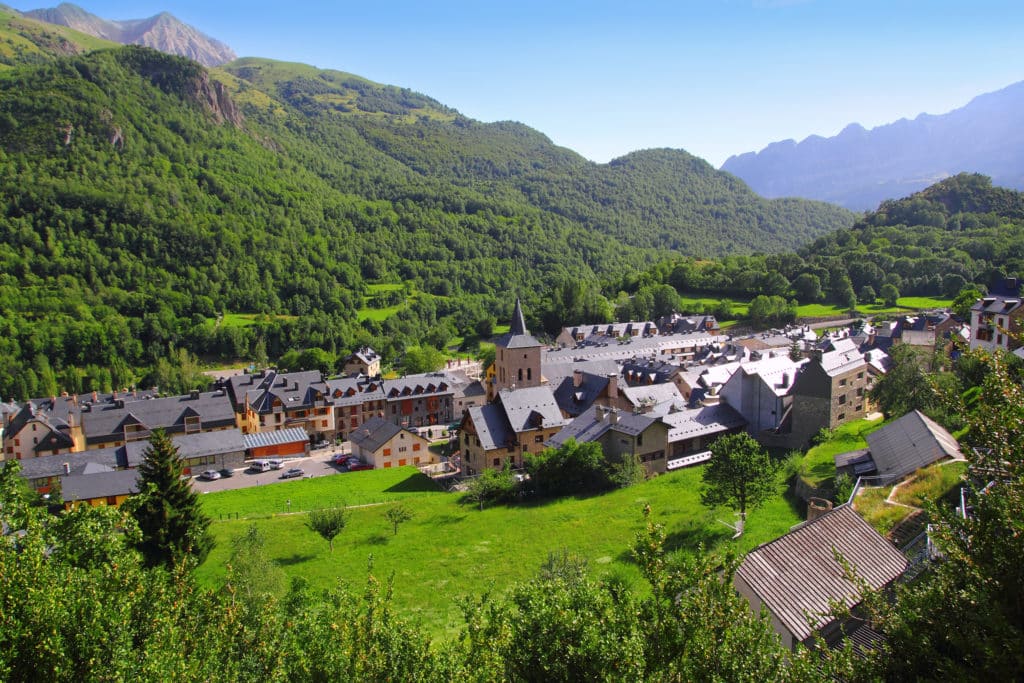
[129,428,213,568]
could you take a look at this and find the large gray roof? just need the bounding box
[865,410,963,481]
[466,403,514,451]
[543,332,727,364]
[78,390,236,444]
[382,373,453,401]
[548,406,658,448]
[736,505,908,642]
[498,387,567,432]
[61,468,141,502]
[125,428,246,462]
[659,403,746,442]
[226,370,327,414]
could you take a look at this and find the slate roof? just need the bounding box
[543,332,727,364]
[659,403,746,442]
[495,298,542,349]
[865,410,964,481]
[61,468,141,502]
[382,373,453,401]
[549,370,611,417]
[819,345,866,378]
[79,390,236,444]
[498,387,567,432]
[733,356,805,397]
[125,428,246,462]
[326,375,385,408]
[243,427,310,449]
[622,383,684,410]
[465,403,514,451]
[348,417,406,453]
[736,505,908,643]
[547,406,659,448]
[16,445,129,481]
[226,370,327,414]
[656,313,720,335]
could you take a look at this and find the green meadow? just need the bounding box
[196,465,802,637]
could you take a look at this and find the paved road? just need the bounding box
[191,443,352,494]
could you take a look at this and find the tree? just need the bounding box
[463,466,517,510]
[858,285,877,305]
[951,286,983,319]
[128,429,213,568]
[868,344,938,418]
[306,507,348,552]
[700,433,778,532]
[402,346,445,374]
[384,502,413,536]
[867,349,1024,679]
[880,282,900,308]
[792,272,823,303]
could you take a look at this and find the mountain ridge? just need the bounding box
[722,80,1024,211]
[22,2,235,66]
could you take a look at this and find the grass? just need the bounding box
[357,304,404,322]
[853,461,967,537]
[366,283,405,294]
[798,416,886,488]
[206,313,297,328]
[196,465,801,638]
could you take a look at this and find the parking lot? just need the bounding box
[191,443,352,494]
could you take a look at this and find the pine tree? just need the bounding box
[129,428,213,568]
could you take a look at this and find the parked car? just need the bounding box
[268,459,284,470]
[248,460,272,473]
[218,468,235,478]
[311,440,329,451]
[280,467,304,479]
[348,462,373,471]
[331,453,349,465]
[198,469,221,481]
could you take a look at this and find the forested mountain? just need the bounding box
[0,16,854,399]
[722,80,1024,210]
[22,2,236,66]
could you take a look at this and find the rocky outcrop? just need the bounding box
[191,71,243,127]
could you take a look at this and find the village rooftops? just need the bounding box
[543,332,727,364]
[659,403,746,442]
[547,406,659,448]
[78,390,237,445]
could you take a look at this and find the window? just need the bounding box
[637,434,643,446]
[839,378,847,387]
[838,413,846,421]
[493,458,500,467]
[384,462,392,468]
[838,395,847,405]
[412,443,421,451]
[527,368,532,380]
[857,372,864,379]
[383,448,391,456]
[856,388,864,397]
[534,435,543,443]
[414,457,420,464]
[398,446,407,453]
[399,459,407,466]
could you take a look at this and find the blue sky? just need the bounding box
[12,1,1024,166]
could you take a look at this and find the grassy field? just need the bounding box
[196,465,802,637]
[852,460,967,537]
[798,416,886,489]
[207,313,298,328]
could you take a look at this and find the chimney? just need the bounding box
[596,406,607,422]
[92,391,98,402]
[607,373,618,399]
[573,369,584,388]
[63,462,70,475]
[608,409,619,425]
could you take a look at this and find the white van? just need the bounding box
[268,458,284,470]
[248,460,272,473]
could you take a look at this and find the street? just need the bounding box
[191,443,351,493]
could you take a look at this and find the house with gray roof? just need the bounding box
[786,345,871,448]
[857,410,964,483]
[225,370,332,440]
[382,372,456,429]
[970,278,1024,352]
[459,386,568,474]
[555,320,659,348]
[349,417,433,469]
[342,346,382,377]
[735,504,908,650]
[548,405,670,474]
[61,468,142,510]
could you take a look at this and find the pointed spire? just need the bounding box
[510,298,528,336]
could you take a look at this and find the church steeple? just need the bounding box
[510,298,528,336]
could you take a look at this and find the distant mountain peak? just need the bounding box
[24,3,235,66]
[722,80,1024,211]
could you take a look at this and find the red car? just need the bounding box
[347,462,373,471]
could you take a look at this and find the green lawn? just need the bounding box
[798,416,886,489]
[365,283,405,294]
[207,313,298,328]
[196,465,801,637]
[357,303,405,322]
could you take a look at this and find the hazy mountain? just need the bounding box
[722,80,1024,211]
[23,2,235,66]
